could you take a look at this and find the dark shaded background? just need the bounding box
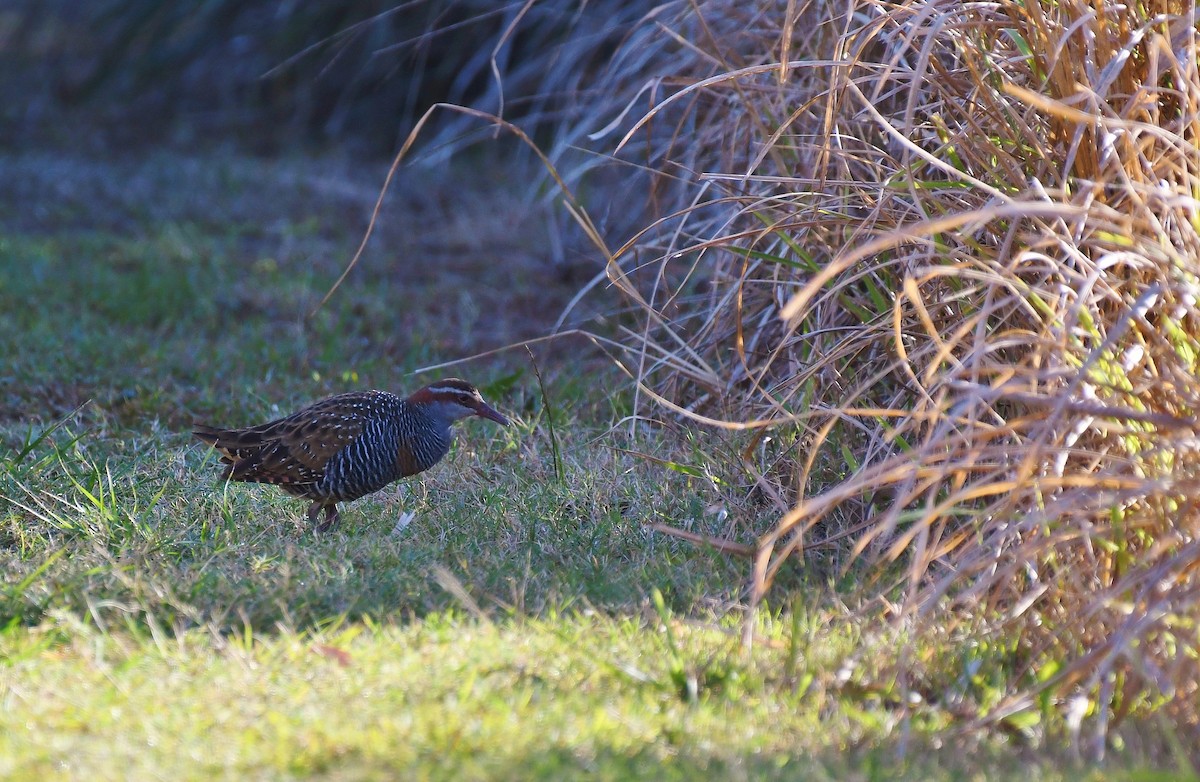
[1,0,639,156]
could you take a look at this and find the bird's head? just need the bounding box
[408,378,509,426]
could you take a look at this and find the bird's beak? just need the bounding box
[475,401,509,426]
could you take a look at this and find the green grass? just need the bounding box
[0,611,1115,782]
[0,149,1174,779]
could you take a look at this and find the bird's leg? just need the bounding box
[316,504,340,533]
[307,502,321,527]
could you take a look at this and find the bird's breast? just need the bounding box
[395,417,452,477]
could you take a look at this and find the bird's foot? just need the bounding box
[314,505,340,533]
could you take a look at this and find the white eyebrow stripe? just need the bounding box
[427,385,474,396]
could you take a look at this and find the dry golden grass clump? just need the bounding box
[570,0,1200,757]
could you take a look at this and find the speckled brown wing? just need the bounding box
[193,393,377,488]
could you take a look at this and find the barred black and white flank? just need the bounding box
[193,379,509,531]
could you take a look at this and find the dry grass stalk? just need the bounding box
[570,0,1200,756]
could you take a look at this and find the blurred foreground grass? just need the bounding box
[3,609,1130,781]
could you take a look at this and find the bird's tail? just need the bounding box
[192,424,265,474]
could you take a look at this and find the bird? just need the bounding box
[193,378,509,532]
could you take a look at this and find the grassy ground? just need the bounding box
[0,148,1166,779]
